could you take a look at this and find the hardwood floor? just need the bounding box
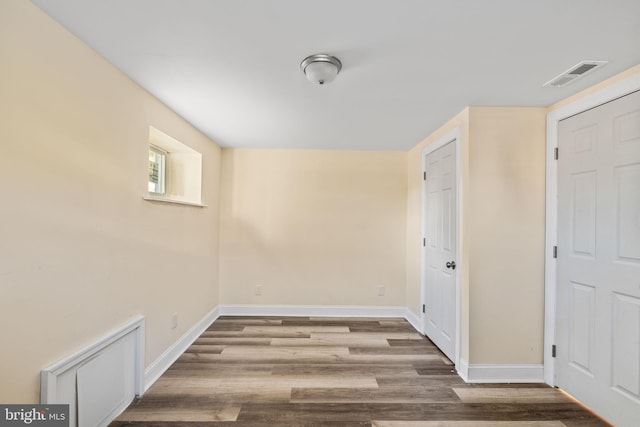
[111,317,610,426]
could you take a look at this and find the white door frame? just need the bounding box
[544,72,640,386]
[421,126,462,369]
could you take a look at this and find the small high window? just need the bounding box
[145,126,203,206]
[148,145,167,195]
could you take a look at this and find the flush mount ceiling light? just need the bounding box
[300,54,342,85]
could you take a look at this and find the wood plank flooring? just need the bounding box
[111,317,610,426]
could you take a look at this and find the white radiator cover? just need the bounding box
[41,316,145,427]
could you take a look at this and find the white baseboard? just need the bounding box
[458,358,470,382]
[144,306,220,391]
[458,359,544,383]
[403,308,422,334]
[219,304,408,318]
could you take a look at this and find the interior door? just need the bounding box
[557,89,640,427]
[423,140,456,362]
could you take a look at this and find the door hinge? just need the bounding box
[423,237,426,247]
[553,246,558,259]
[423,171,426,181]
[554,147,559,160]
[552,344,556,358]
[422,304,426,314]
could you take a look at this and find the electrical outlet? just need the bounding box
[171,312,178,330]
[378,286,385,296]
[255,285,262,296]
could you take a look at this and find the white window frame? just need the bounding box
[148,145,167,196]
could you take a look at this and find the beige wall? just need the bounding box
[405,107,546,365]
[219,149,407,306]
[467,107,546,364]
[0,1,221,403]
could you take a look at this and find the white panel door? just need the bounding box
[557,89,640,427]
[423,141,456,361]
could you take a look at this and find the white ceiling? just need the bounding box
[33,0,640,151]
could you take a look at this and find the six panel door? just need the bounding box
[423,141,457,362]
[557,90,640,427]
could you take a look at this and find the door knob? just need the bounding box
[446,261,456,270]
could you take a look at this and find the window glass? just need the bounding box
[148,146,166,195]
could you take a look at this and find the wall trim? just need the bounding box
[544,71,640,386]
[403,308,421,333]
[461,362,544,383]
[458,358,470,382]
[219,304,409,319]
[144,306,219,391]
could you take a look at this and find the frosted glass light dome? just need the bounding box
[300,54,342,85]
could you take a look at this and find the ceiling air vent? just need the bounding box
[543,60,608,87]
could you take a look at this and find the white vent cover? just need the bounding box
[41,316,144,427]
[544,60,608,87]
